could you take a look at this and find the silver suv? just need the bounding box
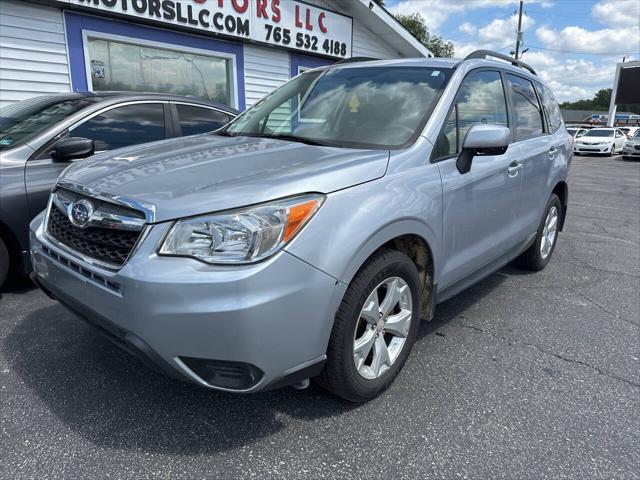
[30,52,570,402]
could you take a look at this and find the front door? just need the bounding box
[433,69,522,288]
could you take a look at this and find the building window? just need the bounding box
[86,37,232,105]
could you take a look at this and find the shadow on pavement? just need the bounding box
[5,268,512,455]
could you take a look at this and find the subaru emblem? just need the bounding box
[69,199,94,227]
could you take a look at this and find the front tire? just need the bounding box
[317,249,421,402]
[608,145,615,156]
[516,194,562,271]
[0,236,9,289]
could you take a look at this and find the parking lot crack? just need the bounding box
[567,288,639,328]
[460,323,640,389]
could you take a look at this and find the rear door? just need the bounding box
[25,102,168,218]
[505,74,551,239]
[435,69,522,288]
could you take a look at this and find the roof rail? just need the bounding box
[463,50,537,76]
[335,56,379,65]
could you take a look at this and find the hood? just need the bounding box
[61,134,389,222]
[578,136,614,144]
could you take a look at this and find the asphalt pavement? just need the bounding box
[1,154,639,480]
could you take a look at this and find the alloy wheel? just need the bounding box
[353,277,413,380]
[540,206,558,259]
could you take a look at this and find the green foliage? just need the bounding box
[561,88,640,113]
[394,13,455,58]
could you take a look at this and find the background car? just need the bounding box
[619,126,640,140]
[567,127,588,139]
[573,127,627,156]
[0,92,238,287]
[622,129,640,160]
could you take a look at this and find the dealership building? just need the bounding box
[0,0,432,110]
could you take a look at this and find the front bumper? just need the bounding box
[30,212,347,392]
[622,147,640,158]
[573,143,612,153]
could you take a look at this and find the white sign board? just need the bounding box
[57,0,353,59]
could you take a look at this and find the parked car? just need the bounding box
[567,127,588,139]
[30,52,570,402]
[622,129,640,160]
[0,93,238,287]
[619,126,640,140]
[573,127,627,156]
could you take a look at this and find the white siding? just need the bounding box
[243,44,290,107]
[0,0,70,108]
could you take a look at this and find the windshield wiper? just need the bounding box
[216,131,331,146]
[216,130,241,137]
[265,133,329,146]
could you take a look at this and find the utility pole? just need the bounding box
[514,0,524,60]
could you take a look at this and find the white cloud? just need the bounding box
[478,14,535,43]
[459,22,477,35]
[534,24,639,54]
[592,0,640,28]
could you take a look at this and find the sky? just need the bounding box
[386,0,640,103]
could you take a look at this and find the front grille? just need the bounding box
[47,200,143,268]
[634,145,640,151]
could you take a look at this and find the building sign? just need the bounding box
[56,0,353,59]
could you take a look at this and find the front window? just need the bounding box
[0,96,99,150]
[634,130,640,139]
[224,66,452,149]
[87,37,232,105]
[583,129,614,137]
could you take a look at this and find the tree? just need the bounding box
[394,12,454,58]
[561,88,640,113]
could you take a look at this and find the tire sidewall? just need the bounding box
[340,253,421,399]
[0,237,9,289]
[532,194,562,269]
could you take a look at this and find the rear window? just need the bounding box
[0,96,99,150]
[505,74,545,140]
[176,105,233,136]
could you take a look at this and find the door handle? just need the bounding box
[548,146,558,158]
[507,162,522,177]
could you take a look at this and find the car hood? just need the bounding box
[60,134,389,222]
[578,137,613,144]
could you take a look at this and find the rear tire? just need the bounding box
[0,236,9,290]
[516,194,562,271]
[316,249,421,402]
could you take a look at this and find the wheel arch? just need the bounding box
[339,220,438,321]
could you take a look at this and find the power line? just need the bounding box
[526,45,640,55]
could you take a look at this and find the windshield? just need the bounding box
[583,129,614,137]
[567,129,577,135]
[634,130,640,139]
[0,96,99,150]
[224,66,452,149]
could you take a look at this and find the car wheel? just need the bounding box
[608,145,614,156]
[317,249,421,402]
[515,194,562,271]
[0,236,9,289]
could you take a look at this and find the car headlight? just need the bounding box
[159,194,324,264]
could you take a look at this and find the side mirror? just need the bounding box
[456,124,510,174]
[51,137,94,163]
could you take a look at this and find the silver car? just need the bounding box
[0,93,237,287]
[30,52,571,402]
